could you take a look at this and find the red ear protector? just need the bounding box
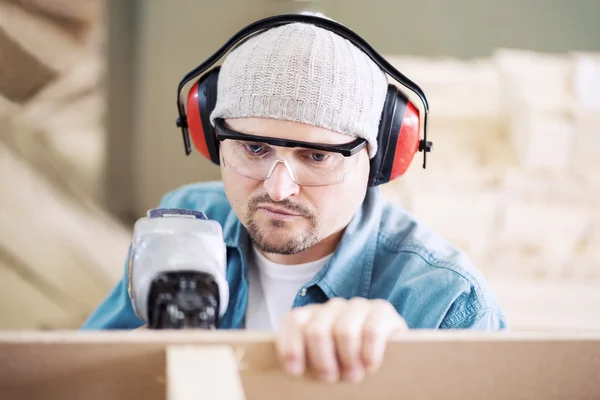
[176,14,432,186]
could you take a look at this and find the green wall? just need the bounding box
[312,0,600,57]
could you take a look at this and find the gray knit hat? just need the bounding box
[209,19,388,158]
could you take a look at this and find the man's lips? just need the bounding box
[257,205,303,217]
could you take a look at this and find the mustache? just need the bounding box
[248,194,312,217]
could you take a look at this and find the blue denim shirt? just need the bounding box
[81,181,507,330]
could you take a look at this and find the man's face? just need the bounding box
[220,117,370,256]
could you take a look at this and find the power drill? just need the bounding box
[127,208,229,329]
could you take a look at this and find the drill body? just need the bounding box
[127,208,229,329]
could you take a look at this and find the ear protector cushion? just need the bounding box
[186,67,221,165]
[368,85,421,186]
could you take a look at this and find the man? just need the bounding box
[82,15,507,384]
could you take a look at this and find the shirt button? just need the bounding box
[300,288,307,297]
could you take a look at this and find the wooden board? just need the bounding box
[167,345,246,400]
[0,330,599,400]
[0,142,131,328]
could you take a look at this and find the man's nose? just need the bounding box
[263,161,300,201]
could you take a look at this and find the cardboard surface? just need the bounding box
[0,330,599,400]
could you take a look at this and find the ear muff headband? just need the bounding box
[176,14,432,168]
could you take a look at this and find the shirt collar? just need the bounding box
[223,209,247,249]
[313,187,384,299]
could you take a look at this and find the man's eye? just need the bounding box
[310,152,328,162]
[244,144,265,154]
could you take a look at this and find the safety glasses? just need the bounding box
[214,118,366,186]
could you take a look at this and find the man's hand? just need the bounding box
[275,297,408,384]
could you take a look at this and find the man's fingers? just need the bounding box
[303,298,347,382]
[277,298,408,383]
[276,305,314,376]
[361,300,408,374]
[333,298,371,383]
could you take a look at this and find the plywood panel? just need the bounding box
[0,26,57,103]
[0,143,126,311]
[0,1,82,72]
[0,261,73,329]
[0,339,165,400]
[0,331,599,400]
[0,94,19,119]
[167,346,245,400]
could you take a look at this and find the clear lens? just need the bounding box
[220,139,352,186]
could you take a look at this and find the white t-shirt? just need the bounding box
[245,245,332,331]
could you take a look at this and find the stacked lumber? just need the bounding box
[382,49,600,284]
[381,50,600,330]
[0,0,131,330]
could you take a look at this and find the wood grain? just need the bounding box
[0,330,598,400]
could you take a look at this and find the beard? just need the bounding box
[245,194,319,255]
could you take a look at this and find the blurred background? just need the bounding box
[0,0,598,331]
